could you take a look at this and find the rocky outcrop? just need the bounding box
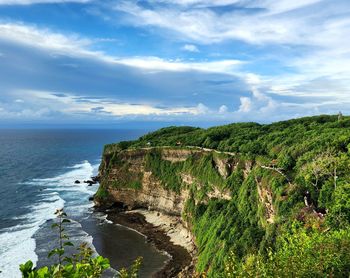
[213,156,231,178]
[255,176,275,224]
[207,187,232,201]
[108,171,189,215]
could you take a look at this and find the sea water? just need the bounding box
[0,129,168,278]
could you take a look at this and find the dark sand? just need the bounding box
[106,210,193,277]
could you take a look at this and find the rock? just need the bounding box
[74,180,80,184]
[84,180,96,186]
[88,196,94,201]
[91,176,100,182]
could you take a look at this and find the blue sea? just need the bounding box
[0,129,168,278]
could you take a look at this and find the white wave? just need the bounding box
[0,194,65,278]
[27,161,99,196]
[64,203,94,219]
[93,212,113,225]
[0,160,99,278]
[0,227,37,278]
[66,219,95,251]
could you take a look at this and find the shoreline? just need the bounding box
[103,208,195,277]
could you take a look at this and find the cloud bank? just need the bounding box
[0,0,349,127]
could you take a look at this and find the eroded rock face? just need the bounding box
[98,148,253,216]
[256,177,275,224]
[161,148,200,162]
[207,187,232,201]
[108,171,189,216]
[99,148,194,216]
[213,156,231,178]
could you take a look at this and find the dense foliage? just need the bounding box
[102,115,350,277]
[107,115,350,156]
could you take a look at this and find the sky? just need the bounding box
[0,0,349,128]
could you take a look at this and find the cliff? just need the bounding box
[95,115,350,277]
[97,147,237,213]
[95,146,277,276]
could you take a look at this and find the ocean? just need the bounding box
[0,129,168,278]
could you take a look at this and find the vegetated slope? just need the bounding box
[98,115,350,277]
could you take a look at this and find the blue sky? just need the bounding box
[0,0,349,128]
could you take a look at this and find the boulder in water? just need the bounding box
[84,180,96,186]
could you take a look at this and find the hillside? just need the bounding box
[96,115,350,277]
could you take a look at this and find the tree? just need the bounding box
[303,151,348,191]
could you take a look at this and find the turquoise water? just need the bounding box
[0,129,168,278]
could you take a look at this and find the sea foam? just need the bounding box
[0,161,97,278]
[0,194,64,278]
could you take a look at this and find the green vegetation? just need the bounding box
[19,209,142,278]
[224,226,350,277]
[145,150,183,193]
[100,115,350,277]
[95,186,109,200]
[115,114,350,156]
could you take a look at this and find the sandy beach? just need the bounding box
[130,209,195,254]
[105,208,195,277]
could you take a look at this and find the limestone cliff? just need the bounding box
[92,116,350,277]
[95,146,279,224]
[96,147,236,215]
[95,146,279,276]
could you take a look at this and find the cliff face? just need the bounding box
[96,146,280,276]
[97,147,236,216]
[108,170,189,215]
[94,117,350,277]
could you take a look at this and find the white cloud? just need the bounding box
[151,0,322,11]
[236,86,279,114]
[0,23,243,74]
[0,23,95,56]
[1,2,350,124]
[113,1,325,45]
[150,0,241,7]
[249,0,324,14]
[182,44,199,52]
[110,0,350,109]
[260,98,277,113]
[115,57,242,73]
[219,105,228,113]
[245,73,262,86]
[13,89,202,117]
[238,97,252,113]
[195,103,210,114]
[4,20,348,114]
[0,0,90,5]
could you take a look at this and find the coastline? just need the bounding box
[102,207,195,277]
